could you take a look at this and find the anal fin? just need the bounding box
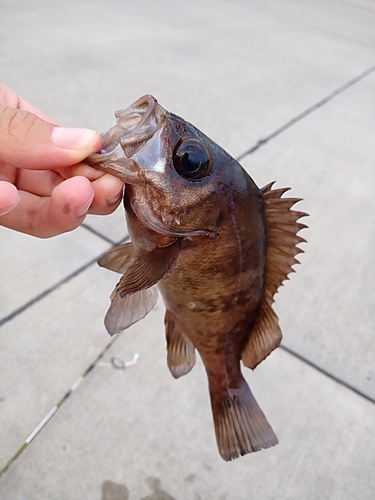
[165,311,196,378]
[210,380,278,461]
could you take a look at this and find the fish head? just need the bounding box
[87,95,245,237]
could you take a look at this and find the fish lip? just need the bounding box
[85,95,167,181]
[101,94,166,156]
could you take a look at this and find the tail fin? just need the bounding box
[210,380,278,461]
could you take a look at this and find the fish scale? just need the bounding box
[86,95,307,461]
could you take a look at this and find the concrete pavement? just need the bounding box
[1,0,375,498]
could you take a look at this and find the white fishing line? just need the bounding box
[0,337,139,478]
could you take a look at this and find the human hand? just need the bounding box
[0,83,124,237]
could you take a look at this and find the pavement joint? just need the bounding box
[0,331,125,479]
[280,344,375,405]
[0,236,130,329]
[0,258,98,328]
[236,63,375,161]
[81,223,118,245]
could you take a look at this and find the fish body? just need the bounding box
[86,95,306,461]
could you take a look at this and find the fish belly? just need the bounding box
[158,224,277,460]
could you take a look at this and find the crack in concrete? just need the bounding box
[0,235,130,328]
[280,344,375,405]
[236,64,375,162]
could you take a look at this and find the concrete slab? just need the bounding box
[0,264,121,467]
[241,71,375,400]
[2,0,374,156]
[0,226,109,321]
[0,309,374,499]
[83,206,128,245]
[1,0,374,498]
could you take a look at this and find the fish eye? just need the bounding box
[173,139,212,180]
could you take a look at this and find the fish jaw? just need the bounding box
[85,95,167,185]
[127,112,239,237]
[86,95,246,239]
[100,94,166,156]
[85,95,206,236]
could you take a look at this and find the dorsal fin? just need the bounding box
[261,182,307,301]
[242,182,307,369]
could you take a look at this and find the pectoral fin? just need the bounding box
[104,286,159,335]
[98,242,135,274]
[115,239,180,297]
[165,311,196,378]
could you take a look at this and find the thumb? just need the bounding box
[0,105,101,170]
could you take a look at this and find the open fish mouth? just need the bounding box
[88,95,166,164]
[86,95,208,238]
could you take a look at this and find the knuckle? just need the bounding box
[1,106,41,149]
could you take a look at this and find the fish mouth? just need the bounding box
[132,196,209,238]
[87,95,166,164]
[86,95,210,239]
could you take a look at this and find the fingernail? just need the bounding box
[75,192,95,218]
[51,127,97,150]
[0,203,18,216]
[107,187,124,206]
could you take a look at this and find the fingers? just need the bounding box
[89,174,124,215]
[15,167,123,214]
[58,163,105,182]
[0,175,124,237]
[56,164,124,213]
[0,181,20,215]
[15,169,62,197]
[0,83,124,237]
[0,105,101,170]
[14,168,123,214]
[0,177,94,237]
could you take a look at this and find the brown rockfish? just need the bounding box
[86,95,307,461]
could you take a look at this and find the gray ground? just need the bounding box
[1,0,375,499]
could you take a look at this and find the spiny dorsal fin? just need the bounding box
[262,182,307,301]
[242,182,307,369]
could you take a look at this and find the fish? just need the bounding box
[86,95,307,461]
